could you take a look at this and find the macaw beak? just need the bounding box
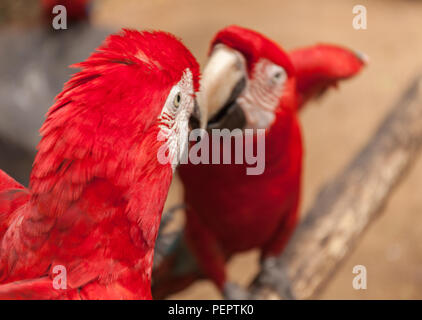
[198,44,248,130]
[189,100,202,130]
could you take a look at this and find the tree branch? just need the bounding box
[250,75,422,299]
[153,75,422,299]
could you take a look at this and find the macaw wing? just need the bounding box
[0,170,25,193]
[289,44,366,109]
[0,277,79,300]
[0,170,30,240]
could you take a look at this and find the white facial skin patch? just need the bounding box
[237,58,287,129]
[157,69,195,170]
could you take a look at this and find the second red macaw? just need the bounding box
[153,25,366,298]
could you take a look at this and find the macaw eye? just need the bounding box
[274,72,282,80]
[267,64,287,86]
[272,69,286,82]
[174,92,182,109]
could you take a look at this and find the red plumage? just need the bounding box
[154,25,365,296]
[290,44,367,108]
[0,29,199,299]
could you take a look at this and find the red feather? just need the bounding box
[155,25,365,295]
[0,29,199,299]
[290,44,367,107]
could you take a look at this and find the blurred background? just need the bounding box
[0,0,421,299]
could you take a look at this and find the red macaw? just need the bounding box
[0,29,201,300]
[153,25,366,298]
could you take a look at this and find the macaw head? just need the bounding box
[200,25,366,131]
[31,30,201,213]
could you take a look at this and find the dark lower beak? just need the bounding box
[189,100,202,131]
[207,77,247,130]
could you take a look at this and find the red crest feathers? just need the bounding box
[211,25,294,76]
[31,29,199,213]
